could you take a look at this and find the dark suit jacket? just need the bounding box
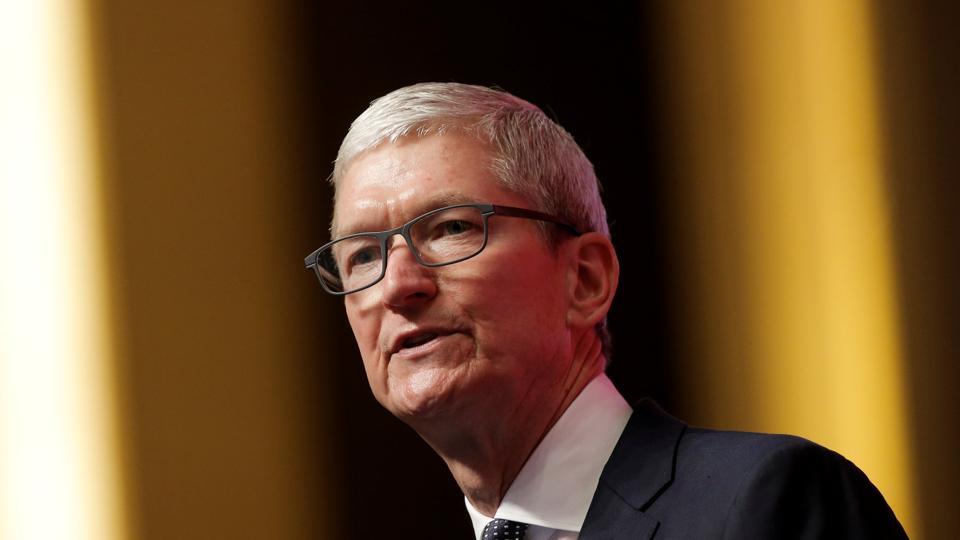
[579,401,907,539]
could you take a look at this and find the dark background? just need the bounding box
[293,3,677,537]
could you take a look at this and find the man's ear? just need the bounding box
[566,232,619,329]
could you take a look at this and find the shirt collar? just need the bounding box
[466,373,633,537]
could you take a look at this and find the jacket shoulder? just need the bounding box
[677,425,819,479]
[651,425,907,538]
[584,402,906,538]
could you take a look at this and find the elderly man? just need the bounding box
[305,83,905,539]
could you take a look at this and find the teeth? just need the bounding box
[403,332,438,348]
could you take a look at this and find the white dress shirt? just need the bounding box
[465,373,633,540]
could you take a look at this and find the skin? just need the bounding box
[334,132,620,515]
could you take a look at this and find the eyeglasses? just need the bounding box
[304,203,581,295]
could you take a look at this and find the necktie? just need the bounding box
[482,518,528,540]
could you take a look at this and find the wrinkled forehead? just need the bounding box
[329,133,506,237]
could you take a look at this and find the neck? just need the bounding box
[414,330,606,517]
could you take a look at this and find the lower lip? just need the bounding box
[391,333,458,361]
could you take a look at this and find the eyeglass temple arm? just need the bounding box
[491,205,582,236]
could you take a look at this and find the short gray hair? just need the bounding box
[330,82,613,362]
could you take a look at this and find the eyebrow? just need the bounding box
[333,192,483,238]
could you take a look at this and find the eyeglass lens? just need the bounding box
[316,205,487,293]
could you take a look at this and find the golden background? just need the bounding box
[1,1,956,538]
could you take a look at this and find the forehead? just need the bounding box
[332,134,526,236]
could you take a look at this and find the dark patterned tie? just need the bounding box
[481,518,528,540]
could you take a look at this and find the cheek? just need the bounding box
[345,303,393,400]
[492,252,566,309]
[448,260,567,355]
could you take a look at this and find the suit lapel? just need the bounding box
[579,400,686,540]
[577,483,661,539]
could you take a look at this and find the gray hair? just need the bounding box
[330,82,613,362]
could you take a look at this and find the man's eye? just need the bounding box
[348,247,380,268]
[439,220,474,236]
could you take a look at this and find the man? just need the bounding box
[305,82,906,539]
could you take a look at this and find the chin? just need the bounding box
[387,366,465,422]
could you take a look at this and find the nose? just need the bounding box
[380,236,438,310]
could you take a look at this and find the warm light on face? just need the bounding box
[0,0,126,539]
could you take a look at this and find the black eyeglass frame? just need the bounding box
[303,203,582,296]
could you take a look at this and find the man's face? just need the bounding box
[334,133,576,425]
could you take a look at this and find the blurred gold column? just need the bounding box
[88,0,333,538]
[655,1,916,536]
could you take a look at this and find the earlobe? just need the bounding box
[566,233,620,329]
